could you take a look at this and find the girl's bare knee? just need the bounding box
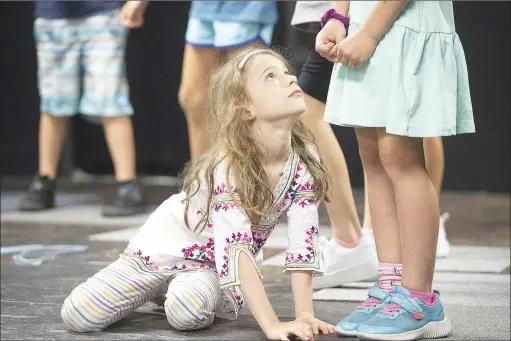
[178,86,205,122]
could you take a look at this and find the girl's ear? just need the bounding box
[240,107,255,121]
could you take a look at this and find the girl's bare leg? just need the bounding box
[356,128,401,264]
[38,113,70,178]
[424,137,444,196]
[377,130,439,292]
[363,137,445,228]
[300,94,362,242]
[178,45,223,161]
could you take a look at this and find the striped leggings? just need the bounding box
[61,255,220,332]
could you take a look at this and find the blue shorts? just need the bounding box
[34,9,133,117]
[185,17,274,49]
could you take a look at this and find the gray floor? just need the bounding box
[1,180,510,340]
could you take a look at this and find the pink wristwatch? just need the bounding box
[320,8,350,31]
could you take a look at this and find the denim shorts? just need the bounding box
[185,17,274,49]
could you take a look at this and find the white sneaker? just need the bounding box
[361,213,452,259]
[436,213,451,258]
[362,227,376,242]
[312,234,379,290]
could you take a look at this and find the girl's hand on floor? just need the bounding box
[295,314,336,335]
[265,320,315,341]
[337,28,378,68]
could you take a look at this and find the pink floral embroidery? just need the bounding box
[181,238,215,262]
[169,262,209,271]
[195,209,213,229]
[252,229,272,253]
[285,226,319,264]
[300,182,313,191]
[212,182,238,212]
[282,162,304,208]
[170,263,187,271]
[283,161,317,208]
[131,249,158,270]
[220,232,253,279]
[231,286,244,310]
[292,183,315,208]
[213,182,229,196]
[126,250,212,272]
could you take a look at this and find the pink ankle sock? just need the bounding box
[408,288,437,306]
[335,239,359,249]
[377,263,402,293]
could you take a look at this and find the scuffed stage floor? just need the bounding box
[1,177,509,340]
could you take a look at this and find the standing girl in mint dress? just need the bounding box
[316,1,475,340]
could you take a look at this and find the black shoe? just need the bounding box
[102,180,147,217]
[18,175,56,211]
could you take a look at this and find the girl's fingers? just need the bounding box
[316,41,334,57]
[292,328,309,341]
[341,55,350,67]
[312,323,320,335]
[319,322,332,335]
[334,44,344,63]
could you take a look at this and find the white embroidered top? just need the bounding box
[124,149,324,320]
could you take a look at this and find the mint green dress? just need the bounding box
[324,1,475,137]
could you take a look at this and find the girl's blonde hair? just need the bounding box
[181,45,330,234]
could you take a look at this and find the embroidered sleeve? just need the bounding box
[210,162,262,314]
[284,162,324,274]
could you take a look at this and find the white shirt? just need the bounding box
[124,149,324,319]
[291,1,331,33]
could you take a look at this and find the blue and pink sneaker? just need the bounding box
[335,284,390,336]
[356,285,452,340]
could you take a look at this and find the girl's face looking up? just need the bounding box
[244,53,306,123]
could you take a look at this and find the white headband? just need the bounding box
[237,49,268,69]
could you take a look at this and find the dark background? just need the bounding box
[0,1,509,193]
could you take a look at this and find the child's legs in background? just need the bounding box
[424,137,444,196]
[61,256,171,332]
[101,116,137,181]
[179,18,273,161]
[356,128,401,265]
[34,17,81,179]
[299,48,362,243]
[377,129,439,292]
[80,10,137,182]
[296,48,377,292]
[178,43,222,161]
[302,93,361,242]
[38,114,71,178]
[361,171,372,230]
[164,270,220,331]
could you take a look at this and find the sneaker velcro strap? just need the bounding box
[389,293,422,315]
[368,286,390,301]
